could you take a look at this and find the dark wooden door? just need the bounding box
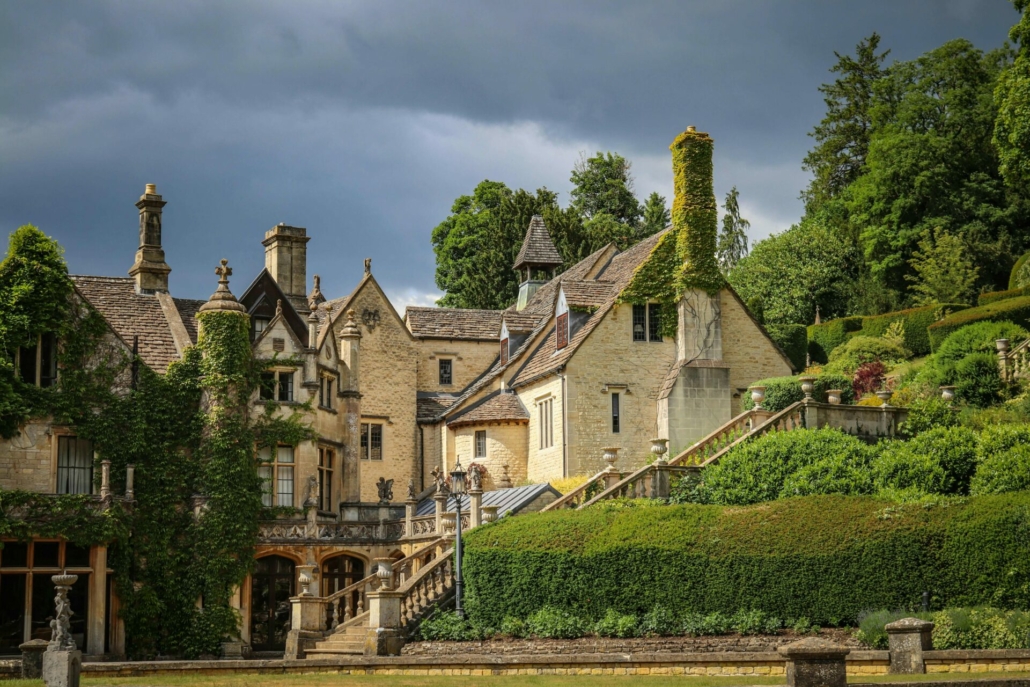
[250,556,294,651]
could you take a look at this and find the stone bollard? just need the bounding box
[886,617,933,674]
[778,637,849,687]
[19,639,48,679]
[43,574,81,687]
[364,590,405,656]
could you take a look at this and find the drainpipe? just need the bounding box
[557,367,569,478]
[418,425,425,492]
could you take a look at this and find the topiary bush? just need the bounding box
[781,452,875,498]
[808,316,863,364]
[971,445,1030,495]
[462,494,1030,628]
[979,287,1030,306]
[933,321,1029,366]
[954,352,1004,408]
[740,374,854,412]
[872,427,980,496]
[766,324,807,372]
[859,304,969,357]
[1010,251,1030,290]
[928,297,1030,351]
[824,336,911,376]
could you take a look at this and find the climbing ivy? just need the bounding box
[671,128,724,295]
[619,230,680,339]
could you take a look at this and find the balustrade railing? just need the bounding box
[1004,337,1030,381]
[540,470,611,511]
[398,549,455,629]
[668,409,758,467]
[691,401,805,470]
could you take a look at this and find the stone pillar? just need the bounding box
[433,489,447,534]
[778,638,849,687]
[997,338,1011,382]
[405,497,417,537]
[284,592,324,660]
[44,573,81,687]
[651,463,672,499]
[886,617,933,674]
[86,546,107,656]
[20,639,48,679]
[99,460,111,501]
[602,447,621,489]
[468,487,482,529]
[364,590,405,656]
[339,309,362,503]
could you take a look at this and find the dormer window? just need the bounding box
[555,288,569,351]
[260,369,295,402]
[252,317,269,341]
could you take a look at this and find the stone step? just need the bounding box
[305,646,363,657]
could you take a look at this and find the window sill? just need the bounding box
[318,405,338,414]
[256,399,304,406]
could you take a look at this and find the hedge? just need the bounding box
[858,304,969,357]
[927,296,1030,351]
[979,287,1030,306]
[1010,252,1030,290]
[740,373,854,412]
[462,494,1030,628]
[765,324,807,372]
[808,317,862,364]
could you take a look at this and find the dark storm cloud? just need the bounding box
[0,0,1018,304]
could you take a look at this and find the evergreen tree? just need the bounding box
[717,186,750,273]
[802,33,889,211]
[905,229,980,306]
[570,151,641,225]
[639,191,670,239]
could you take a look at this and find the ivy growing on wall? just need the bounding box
[671,128,724,295]
[619,230,680,339]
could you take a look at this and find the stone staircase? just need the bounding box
[305,612,371,656]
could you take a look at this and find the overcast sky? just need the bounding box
[0,1,1019,309]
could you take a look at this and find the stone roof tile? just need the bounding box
[406,307,503,340]
[447,391,529,427]
[513,215,563,270]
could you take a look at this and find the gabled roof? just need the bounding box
[406,307,503,341]
[513,215,563,271]
[417,393,460,422]
[446,391,529,427]
[239,269,310,347]
[71,276,203,373]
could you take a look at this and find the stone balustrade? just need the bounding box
[998,337,1030,383]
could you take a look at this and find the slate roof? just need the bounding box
[446,391,529,427]
[561,280,615,309]
[406,307,503,341]
[71,276,200,373]
[501,312,539,332]
[416,482,560,516]
[417,393,459,422]
[513,215,563,270]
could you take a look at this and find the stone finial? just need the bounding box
[340,308,361,340]
[198,259,247,313]
[276,298,283,316]
[364,258,372,275]
[145,183,157,195]
[407,478,417,501]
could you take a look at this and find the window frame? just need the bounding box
[611,392,621,434]
[438,358,453,386]
[556,312,569,350]
[500,338,509,365]
[360,422,384,461]
[632,303,662,343]
[474,430,487,459]
[318,374,336,410]
[318,445,335,511]
[538,397,554,450]
[55,435,93,495]
[257,444,295,508]
[16,333,58,388]
[259,369,296,403]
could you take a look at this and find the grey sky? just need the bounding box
[0,0,1018,308]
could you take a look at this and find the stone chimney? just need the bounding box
[671,126,722,294]
[129,184,171,294]
[262,223,310,314]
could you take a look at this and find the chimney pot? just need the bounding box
[145,183,156,195]
[687,125,696,133]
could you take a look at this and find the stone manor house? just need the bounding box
[0,145,793,656]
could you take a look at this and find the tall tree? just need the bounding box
[639,191,670,239]
[717,186,750,273]
[802,33,889,211]
[994,1,1030,194]
[905,229,980,306]
[570,151,641,225]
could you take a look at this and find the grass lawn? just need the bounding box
[4,671,1028,687]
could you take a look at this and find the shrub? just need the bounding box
[856,609,918,649]
[872,427,979,496]
[781,452,875,498]
[954,353,1004,408]
[899,397,958,437]
[857,607,1030,650]
[853,361,888,397]
[766,324,807,372]
[463,495,1030,629]
[638,606,680,637]
[859,303,969,356]
[979,286,1030,306]
[825,336,910,376]
[1010,251,1030,290]
[731,609,771,635]
[977,423,1030,457]
[690,429,875,505]
[593,609,638,638]
[681,611,732,636]
[808,316,863,364]
[740,374,855,413]
[418,611,481,641]
[933,321,1029,366]
[526,606,589,639]
[500,616,528,638]
[928,297,1030,351]
[971,445,1030,495]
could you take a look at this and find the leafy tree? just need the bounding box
[802,33,889,211]
[0,225,72,360]
[905,229,980,305]
[717,186,750,273]
[570,151,641,225]
[728,211,860,325]
[639,191,670,239]
[583,212,635,252]
[850,39,1021,299]
[994,0,1030,193]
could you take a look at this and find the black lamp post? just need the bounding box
[450,457,468,619]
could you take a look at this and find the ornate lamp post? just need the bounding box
[449,458,468,619]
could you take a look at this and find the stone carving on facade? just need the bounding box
[303,475,319,508]
[361,308,380,331]
[48,574,78,651]
[407,478,417,501]
[364,257,372,274]
[468,463,483,492]
[376,477,394,504]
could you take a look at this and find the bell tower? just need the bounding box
[128,183,171,294]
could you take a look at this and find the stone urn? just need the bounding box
[940,385,956,405]
[799,376,817,400]
[997,338,1010,354]
[826,389,842,405]
[441,511,457,536]
[482,505,499,523]
[296,565,315,596]
[373,557,395,591]
[749,386,766,410]
[650,438,669,464]
[602,447,620,472]
[876,389,893,407]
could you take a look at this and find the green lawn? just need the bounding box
[4,670,1028,687]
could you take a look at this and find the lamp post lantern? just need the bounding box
[450,458,468,619]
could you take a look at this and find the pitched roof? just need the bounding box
[416,482,560,516]
[406,307,503,341]
[513,215,563,270]
[501,312,539,333]
[561,280,615,309]
[417,393,459,423]
[71,276,187,373]
[446,391,529,427]
[174,298,205,346]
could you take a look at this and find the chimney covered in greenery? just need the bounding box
[671,126,723,294]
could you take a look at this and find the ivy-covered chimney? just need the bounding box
[671,126,722,294]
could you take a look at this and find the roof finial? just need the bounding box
[198,259,247,313]
[364,258,372,275]
[276,298,283,316]
[215,258,232,284]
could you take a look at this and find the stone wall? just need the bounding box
[0,419,53,492]
[452,422,528,490]
[415,340,499,394]
[720,289,794,406]
[517,376,565,482]
[564,303,677,477]
[663,363,732,455]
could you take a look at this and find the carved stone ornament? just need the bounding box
[48,574,79,651]
[361,308,380,331]
[468,465,482,492]
[407,478,417,500]
[303,474,319,508]
[376,477,394,504]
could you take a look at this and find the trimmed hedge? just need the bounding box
[927,297,1030,351]
[463,494,1030,628]
[979,287,1030,306]
[740,374,854,412]
[1010,252,1030,290]
[808,316,862,364]
[765,324,807,372]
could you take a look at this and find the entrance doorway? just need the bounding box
[321,555,365,626]
[249,556,294,652]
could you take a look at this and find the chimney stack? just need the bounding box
[262,223,311,314]
[129,184,171,294]
[670,127,722,294]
